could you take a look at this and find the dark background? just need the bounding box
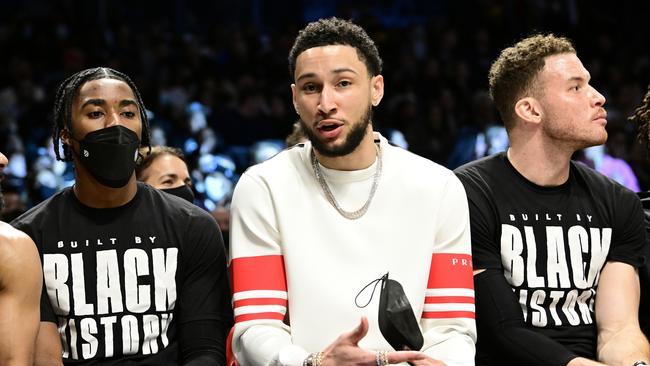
[1,0,650,216]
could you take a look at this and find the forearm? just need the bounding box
[421,326,475,366]
[598,325,650,366]
[235,324,308,366]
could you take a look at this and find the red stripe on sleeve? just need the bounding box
[425,296,474,304]
[231,255,287,293]
[422,311,475,319]
[427,253,474,289]
[233,298,288,308]
[235,312,286,323]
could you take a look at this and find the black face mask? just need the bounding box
[74,125,140,188]
[161,184,195,203]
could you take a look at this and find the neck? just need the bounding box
[507,140,573,187]
[73,165,138,208]
[314,127,377,171]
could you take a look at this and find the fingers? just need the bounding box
[386,351,428,364]
[344,316,369,346]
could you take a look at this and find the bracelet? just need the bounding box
[303,352,323,366]
[633,362,648,366]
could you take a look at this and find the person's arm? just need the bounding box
[230,172,308,365]
[33,322,63,366]
[474,269,604,366]
[0,225,43,366]
[595,261,650,366]
[419,175,476,366]
[177,209,234,366]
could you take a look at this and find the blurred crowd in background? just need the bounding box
[1,0,650,224]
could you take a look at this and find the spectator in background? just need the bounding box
[0,150,42,365]
[456,34,649,366]
[136,146,195,203]
[12,67,233,365]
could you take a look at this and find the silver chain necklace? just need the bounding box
[310,145,382,220]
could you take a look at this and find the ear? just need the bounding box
[290,83,299,114]
[370,75,384,107]
[514,97,543,125]
[60,129,72,146]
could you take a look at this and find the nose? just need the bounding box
[591,86,606,107]
[317,85,337,114]
[105,109,121,128]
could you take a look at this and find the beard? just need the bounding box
[0,190,3,213]
[301,106,372,157]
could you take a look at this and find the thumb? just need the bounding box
[345,316,369,345]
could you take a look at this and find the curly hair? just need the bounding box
[630,85,650,150]
[288,17,382,79]
[52,67,151,161]
[489,34,575,131]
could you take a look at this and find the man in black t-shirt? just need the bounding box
[629,84,650,340]
[455,34,650,366]
[11,67,233,365]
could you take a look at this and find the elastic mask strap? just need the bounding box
[354,272,389,308]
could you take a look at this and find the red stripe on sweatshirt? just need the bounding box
[231,255,287,293]
[235,312,286,323]
[425,296,474,304]
[427,253,474,290]
[234,298,288,308]
[422,311,475,319]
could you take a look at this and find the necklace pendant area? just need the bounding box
[310,145,382,220]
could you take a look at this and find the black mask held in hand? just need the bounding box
[75,125,141,188]
[355,272,424,351]
[161,184,195,203]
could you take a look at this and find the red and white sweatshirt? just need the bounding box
[230,133,476,366]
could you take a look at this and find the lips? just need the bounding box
[316,119,344,139]
[593,111,607,125]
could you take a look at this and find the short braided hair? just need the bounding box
[52,67,150,161]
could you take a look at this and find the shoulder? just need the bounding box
[243,144,306,179]
[0,222,40,282]
[572,160,638,201]
[11,187,71,229]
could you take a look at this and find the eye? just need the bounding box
[302,83,319,93]
[122,111,137,118]
[161,179,174,186]
[571,85,580,91]
[88,111,104,119]
[337,80,352,87]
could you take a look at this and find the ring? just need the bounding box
[375,350,389,366]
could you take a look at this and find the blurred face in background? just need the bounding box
[140,153,191,189]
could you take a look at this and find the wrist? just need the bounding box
[303,352,323,366]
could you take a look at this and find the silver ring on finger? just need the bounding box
[375,350,389,366]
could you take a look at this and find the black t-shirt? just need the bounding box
[12,183,233,365]
[455,153,645,364]
[636,191,650,339]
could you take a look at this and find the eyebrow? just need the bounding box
[296,68,359,82]
[81,98,138,109]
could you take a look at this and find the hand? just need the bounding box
[566,357,608,366]
[320,317,445,366]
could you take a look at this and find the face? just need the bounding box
[142,154,191,189]
[291,45,383,157]
[536,53,607,149]
[65,78,142,146]
[0,152,7,211]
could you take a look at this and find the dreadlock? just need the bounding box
[52,67,151,161]
[631,85,650,152]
